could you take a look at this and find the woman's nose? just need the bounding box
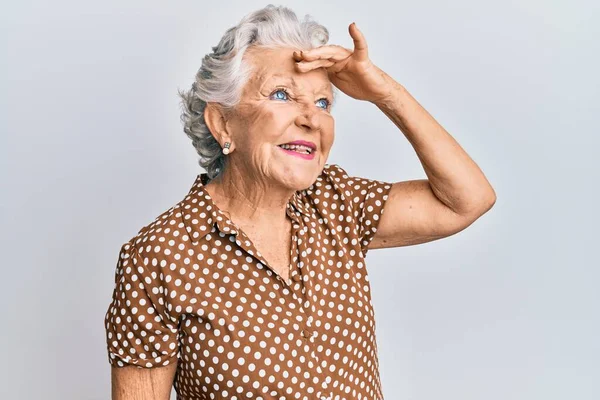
[294,104,321,131]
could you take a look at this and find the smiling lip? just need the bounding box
[278,147,316,160]
[279,140,317,151]
[277,141,316,160]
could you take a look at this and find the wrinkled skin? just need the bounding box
[203,46,335,227]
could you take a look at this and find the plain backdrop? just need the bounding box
[1,0,599,399]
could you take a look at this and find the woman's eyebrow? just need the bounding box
[259,75,293,91]
[264,74,332,94]
[317,83,334,95]
[261,75,298,90]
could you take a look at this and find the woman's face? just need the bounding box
[224,46,335,191]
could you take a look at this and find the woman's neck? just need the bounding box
[203,166,293,230]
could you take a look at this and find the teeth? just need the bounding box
[278,143,313,154]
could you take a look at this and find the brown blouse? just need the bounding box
[105,163,393,400]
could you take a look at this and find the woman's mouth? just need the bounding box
[277,144,316,160]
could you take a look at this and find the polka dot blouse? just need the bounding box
[104,163,393,400]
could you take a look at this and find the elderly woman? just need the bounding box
[105,5,495,400]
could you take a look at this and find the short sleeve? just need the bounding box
[104,241,181,368]
[324,164,393,256]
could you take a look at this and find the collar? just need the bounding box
[181,173,311,244]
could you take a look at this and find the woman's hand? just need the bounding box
[293,22,398,104]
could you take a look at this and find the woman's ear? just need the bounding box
[204,103,232,146]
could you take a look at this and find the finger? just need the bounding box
[295,58,335,72]
[295,45,351,62]
[349,22,368,61]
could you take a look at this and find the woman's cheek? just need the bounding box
[322,117,335,144]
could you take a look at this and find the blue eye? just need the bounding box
[271,87,330,110]
[271,88,289,101]
[316,98,330,109]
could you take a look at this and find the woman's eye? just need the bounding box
[271,89,289,101]
[271,88,329,110]
[316,98,330,109]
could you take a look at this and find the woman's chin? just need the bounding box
[274,170,315,190]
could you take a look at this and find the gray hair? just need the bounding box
[177,4,336,180]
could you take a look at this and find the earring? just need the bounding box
[222,141,231,155]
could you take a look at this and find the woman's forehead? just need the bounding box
[260,74,332,94]
[246,47,332,92]
[248,61,333,93]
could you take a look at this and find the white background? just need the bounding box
[1,0,599,399]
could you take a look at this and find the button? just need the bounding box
[292,274,302,282]
[301,329,313,339]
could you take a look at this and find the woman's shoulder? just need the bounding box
[313,163,382,192]
[117,203,184,263]
[120,175,205,255]
[308,163,351,194]
[304,163,393,256]
[304,163,392,210]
